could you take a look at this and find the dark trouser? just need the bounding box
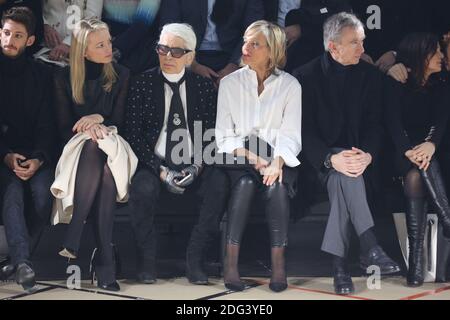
[0,165,53,265]
[320,169,375,258]
[226,175,290,247]
[127,166,229,272]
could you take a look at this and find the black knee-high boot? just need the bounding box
[405,197,427,287]
[421,160,450,238]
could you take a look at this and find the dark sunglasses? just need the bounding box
[156,44,192,58]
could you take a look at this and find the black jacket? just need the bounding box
[385,76,450,175]
[0,52,55,164]
[124,68,217,175]
[160,0,264,65]
[293,53,384,171]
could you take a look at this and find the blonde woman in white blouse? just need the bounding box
[215,20,302,293]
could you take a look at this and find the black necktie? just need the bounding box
[163,74,189,171]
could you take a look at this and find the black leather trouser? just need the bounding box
[226,175,290,247]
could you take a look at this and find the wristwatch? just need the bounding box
[324,153,333,169]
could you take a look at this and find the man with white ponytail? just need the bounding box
[124,23,229,285]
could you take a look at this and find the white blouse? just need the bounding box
[215,66,302,168]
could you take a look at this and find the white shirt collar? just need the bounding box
[162,68,186,83]
[243,65,280,86]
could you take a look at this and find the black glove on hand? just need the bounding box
[176,164,202,188]
[162,166,185,194]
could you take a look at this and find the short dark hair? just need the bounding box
[1,6,36,36]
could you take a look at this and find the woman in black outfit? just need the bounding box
[386,32,450,287]
[54,19,130,291]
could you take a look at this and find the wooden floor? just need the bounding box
[1,277,450,300]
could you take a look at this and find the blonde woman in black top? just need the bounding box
[54,18,129,291]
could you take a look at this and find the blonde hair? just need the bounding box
[70,18,117,105]
[243,20,287,75]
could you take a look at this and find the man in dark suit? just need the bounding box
[124,23,229,285]
[160,0,264,84]
[294,12,399,295]
[0,7,55,292]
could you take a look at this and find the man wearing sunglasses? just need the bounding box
[160,0,264,85]
[124,23,229,285]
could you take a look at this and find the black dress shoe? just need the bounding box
[97,281,121,292]
[15,262,36,292]
[136,271,157,284]
[333,269,354,295]
[360,246,401,275]
[269,282,288,292]
[224,281,245,292]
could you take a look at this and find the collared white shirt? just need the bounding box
[42,0,103,45]
[278,0,302,27]
[155,68,193,159]
[216,66,302,167]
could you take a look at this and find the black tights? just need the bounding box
[63,141,117,283]
[404,167,427,200]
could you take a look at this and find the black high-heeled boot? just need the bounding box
[89,246,120,292]
[421,160,450,238]
[405,198,427,287]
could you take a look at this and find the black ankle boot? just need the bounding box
[421,160,450,238]
[405,198,427,287]
[90,247,121,292]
